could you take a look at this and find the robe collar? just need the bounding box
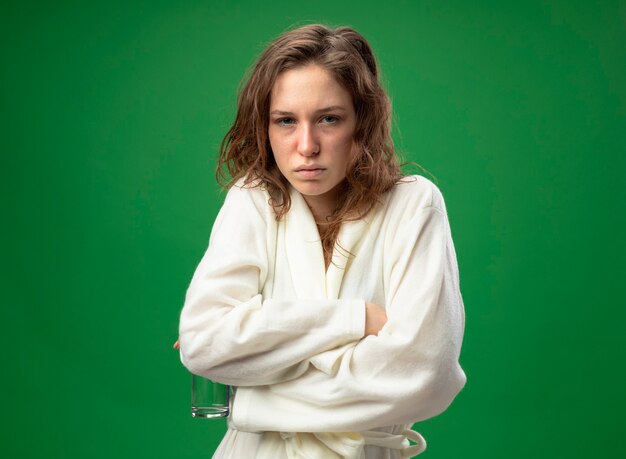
[284,186,369,300]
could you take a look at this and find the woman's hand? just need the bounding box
[364,303,387,337]
[173,339,180,350]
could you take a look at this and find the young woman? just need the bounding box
[178,24,466,458]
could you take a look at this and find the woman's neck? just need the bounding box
[303,197,340,271]
[301,182,343,224]
[305,199,334,225]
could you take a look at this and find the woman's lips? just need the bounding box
[294,167,325,179]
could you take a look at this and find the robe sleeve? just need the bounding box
[178,184,366,387]
[230,183,466,432]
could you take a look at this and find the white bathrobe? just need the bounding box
[179,175,466,458]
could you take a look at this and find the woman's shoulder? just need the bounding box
[388,175,447,214]
[223,177,272,211]
[210,177,274,235]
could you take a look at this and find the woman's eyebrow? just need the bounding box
[314,105,348,114]
[270,106,349,116]
[270,110,294,116]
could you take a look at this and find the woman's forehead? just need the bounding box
[270,65,352,112]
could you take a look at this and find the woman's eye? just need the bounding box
[277,118,295,126]
[321,115,339,124]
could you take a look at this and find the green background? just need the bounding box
[2,1,625,457]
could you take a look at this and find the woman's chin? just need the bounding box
[291,180,335,199]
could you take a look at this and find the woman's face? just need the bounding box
[268,64,356,217]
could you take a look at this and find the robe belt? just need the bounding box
[269,428,426,459]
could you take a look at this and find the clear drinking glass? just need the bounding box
[191,374,230,418]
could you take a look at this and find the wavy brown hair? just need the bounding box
[217,24,402,266]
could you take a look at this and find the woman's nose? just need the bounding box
[296,125,319,157]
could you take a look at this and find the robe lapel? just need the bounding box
[285,188,327,299]
[285,186,372,301]
[325,217,368,300]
